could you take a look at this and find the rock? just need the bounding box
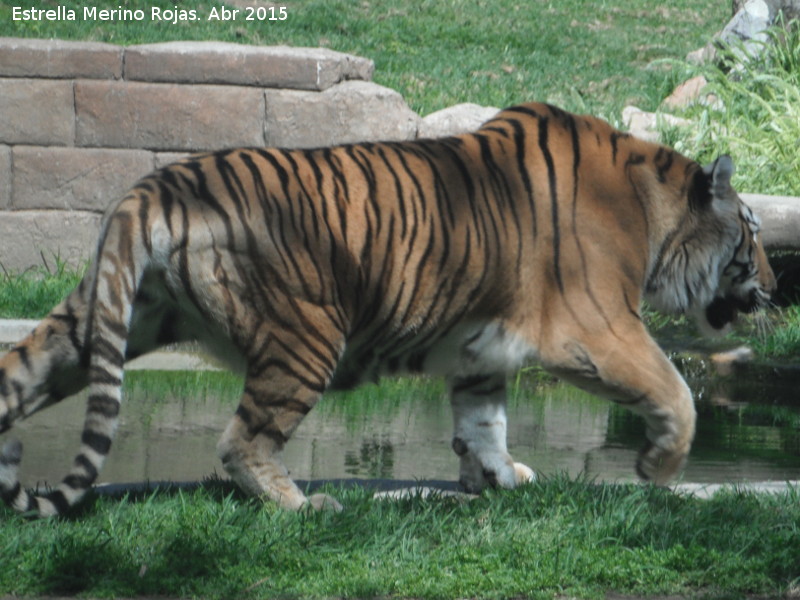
[621,106,691,143]
[689,0,783,64]
[719,0,771,48]
[686,43,718,65]
[418,103,500,138]
[661,76,710,111]
[264,80,419,148]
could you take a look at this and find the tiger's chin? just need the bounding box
[696,292,761,337]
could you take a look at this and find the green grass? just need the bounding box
[0,258,85,319]
[1,477,797,599]
[658,22,800,195]
[0,0,726,117]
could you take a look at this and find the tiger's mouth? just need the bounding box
[704,291,763,331]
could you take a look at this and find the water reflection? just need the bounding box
[7,369,800,487]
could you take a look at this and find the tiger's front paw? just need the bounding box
[457,451,532,493]
[636,441,688,486]
[513,462,536,485]
[307,493,343,512]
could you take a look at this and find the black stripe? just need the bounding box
[81,430,112,455]
[87,394,121,418]
[1,481,21,505]
[13,346,31,371]
[63,473,93,491]
[138,194,153,255]
[509,119,537,239]
[451,374,493,394]
[75,453,99,482]
[256,425,289,445]
[92,337,125,368]
[654,148,674,183]
[45,489,71,514]
[538,117,564,294]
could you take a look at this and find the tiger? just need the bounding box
[0,102,775,518]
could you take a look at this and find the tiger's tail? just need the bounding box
[0,197,152,517]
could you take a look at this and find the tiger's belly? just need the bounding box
[331,321,538,390]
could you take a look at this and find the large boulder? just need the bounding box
[418,103,500,138]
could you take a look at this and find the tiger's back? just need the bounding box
[0,103,775,516]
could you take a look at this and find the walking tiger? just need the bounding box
[0,102,775,517]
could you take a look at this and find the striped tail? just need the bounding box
[0,205,147,517]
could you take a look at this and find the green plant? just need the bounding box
[664,23,800,195]
[0,257,86,319]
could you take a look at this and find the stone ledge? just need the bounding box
[124,42,374,90]
[0,37,123,79]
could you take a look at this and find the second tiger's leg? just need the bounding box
[449,374,535,492]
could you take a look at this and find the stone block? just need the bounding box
[0,37,122,79]
[0,79,74,146]
[418,103,499,138]
[264,80,419,148]
[0,210,102,273]
[12,146,155,212]
[0,145,10,210]
[75,80,265,151]
[125,42,374,91]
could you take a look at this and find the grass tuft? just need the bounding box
[661,21,800,196]
[1,477,798,599]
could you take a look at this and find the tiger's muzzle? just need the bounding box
[705,286,772,331]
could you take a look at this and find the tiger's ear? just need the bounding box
[690,155,735,211]
[704,155,735,196]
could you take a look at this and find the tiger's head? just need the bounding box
[694,156,775,335]
[646,155,776,335]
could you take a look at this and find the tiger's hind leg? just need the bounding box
[449,374,535,493]
[216,328,344,511]
[543,325,696,485]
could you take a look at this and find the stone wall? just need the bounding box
[0,37,419,272]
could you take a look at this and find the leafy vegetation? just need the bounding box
[660,20,800,195]
[1,477,798,599]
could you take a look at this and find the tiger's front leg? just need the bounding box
[544,326,696,485]
[449,374,535,492]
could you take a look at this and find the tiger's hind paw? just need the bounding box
[307,493,343,512]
